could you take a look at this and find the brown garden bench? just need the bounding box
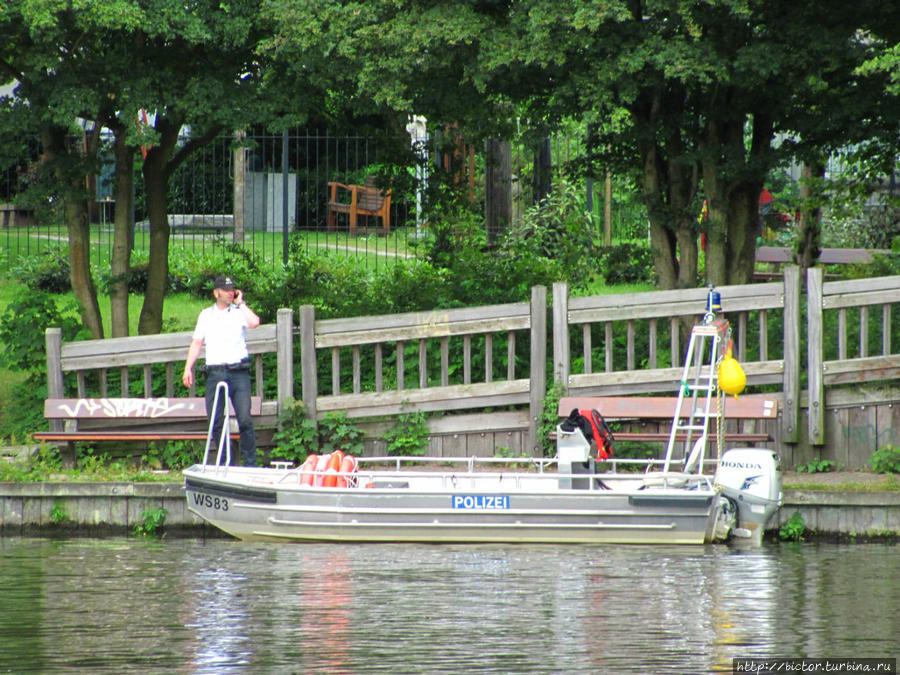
[556,395,778,445]
[34,396,262,465]
[327,177,391,235]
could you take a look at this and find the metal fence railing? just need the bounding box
[1,127,648,276]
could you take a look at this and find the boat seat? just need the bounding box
[638,474,690,490]
[365,481,410,489]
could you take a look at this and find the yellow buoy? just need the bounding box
[718,347,746,398]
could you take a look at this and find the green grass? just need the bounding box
[0,223,420,273]
[0,278,209,336]
[783,477,900,492]
[95,291,208,335]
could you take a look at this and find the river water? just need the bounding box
[0,537,896,674]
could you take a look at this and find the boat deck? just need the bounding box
[188,455,715,495]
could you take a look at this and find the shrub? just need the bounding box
[269,399,319,464]
[596,242,655,285]
[382,411,430,456]
[778,511,806,542]
[505,179,599,282]
[609,441,658,472]
[869,445,900,474]
[0,288,87,440]
[143,440,202,471]
[0,287,85,381]
[10,251,71,292]
[796,457,840,474]
[537,382,565,458]
[318,411,365,456]
[133,507,167,537]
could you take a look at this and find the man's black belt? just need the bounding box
[203,357,250,373]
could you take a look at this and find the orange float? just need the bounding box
[299,454,318,486]
[322,450,345,488]
[336,454,358,487]
[313,453,331,486]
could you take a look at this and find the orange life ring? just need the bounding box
[313,453,331,486]
[322,450,345,488]
[299,454,318,486]
[336,454,358,487]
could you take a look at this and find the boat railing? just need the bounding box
[266,455,715,491]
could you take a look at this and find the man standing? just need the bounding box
[183,275,261,466]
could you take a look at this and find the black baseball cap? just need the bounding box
[214,275,235,290]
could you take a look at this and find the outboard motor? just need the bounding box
[714,448,782,545]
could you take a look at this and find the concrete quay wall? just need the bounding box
[1,482,899,538]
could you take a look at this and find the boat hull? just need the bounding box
[184,466,717,545]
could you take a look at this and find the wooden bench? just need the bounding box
[327,177,391,235]
[557,395,778,445]
[754,246,889,280]
[0,203,36,228]
[34,396,262,465]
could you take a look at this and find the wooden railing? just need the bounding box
[552,268,802,445]
[43,267,900,465]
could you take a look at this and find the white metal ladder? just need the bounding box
[201,380,232,469]
[661,311,730,474]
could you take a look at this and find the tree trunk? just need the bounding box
[533,135,552,205]
[137,121,179,336]
[703,176,763,287]
[701,111,772,286]
[725,182,761,285]
[633,88,700,292]
[795,160,825,272]
[110,127,135,337]
[642,145,679,290]
[40,125,104,339]
[137,117,221,335]
[233,130,246,245]
[484,138,512,244]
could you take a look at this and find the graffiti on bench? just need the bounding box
[51,398,204,419]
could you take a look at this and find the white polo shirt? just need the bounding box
[192,304,250,366]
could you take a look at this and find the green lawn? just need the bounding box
[0,223,420,273]
[0,278,208,335]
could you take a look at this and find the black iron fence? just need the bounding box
[0,128,648,276]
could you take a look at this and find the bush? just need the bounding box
[596,242,655,285]
[0,288,85,382]
[318,411,365,455]
[10,251,71,292]
[537,382,561,457]
[269,399,319,464]
[0,288,87,440]
[778,511,806,542]
[268,406,365,462]
[870,445,900,474]
[382,411,430,456]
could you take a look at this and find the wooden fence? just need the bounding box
[44,267,900,467]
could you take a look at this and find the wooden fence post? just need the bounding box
[276,308,293,416]
[782,265,801,442]
[299,304,317,420]
[552,281,569,387]
[529,285,547,454]
[45,327,64,432]
[807,267,825,445]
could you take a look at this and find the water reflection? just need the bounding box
[0,538,896,674]
[187,567,251,672]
